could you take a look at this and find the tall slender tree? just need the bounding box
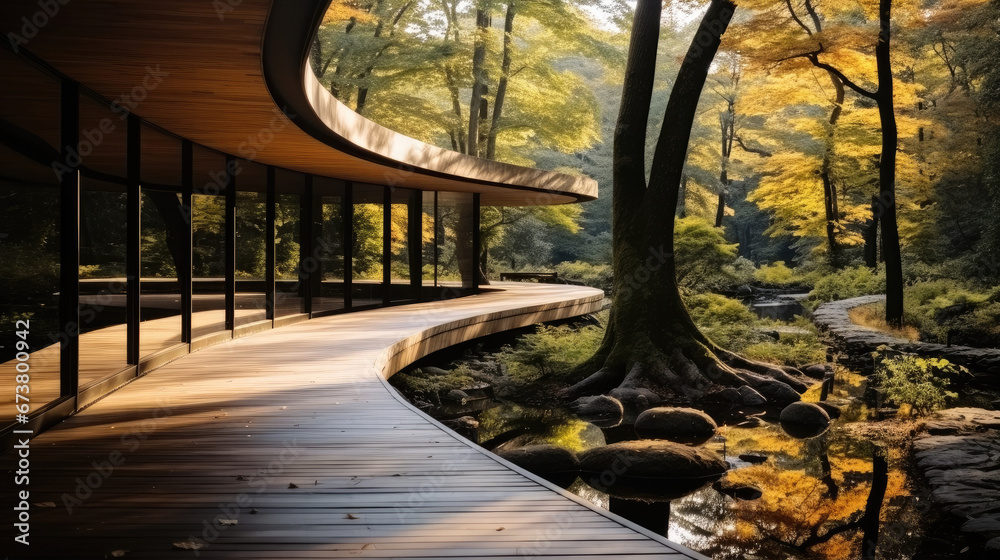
[803,0,904,325]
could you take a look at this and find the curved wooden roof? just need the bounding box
[0,0,597,205]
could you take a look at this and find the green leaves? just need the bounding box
[874,353,961,416]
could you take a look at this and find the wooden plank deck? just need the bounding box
[2,283,709,559]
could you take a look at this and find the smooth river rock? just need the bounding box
[570,395,624,428]
[754,380,801,405]
[495,444,579,488]
[634,407,717,445]
[578,440,727,500]
[779,402,831,439]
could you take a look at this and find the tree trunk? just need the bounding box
[821,73,845,267]
[864,195,879,268]
[875,0,904,326]
[860,450,889,559]
[716,100,735,228]
[799,0,903,323]
[145,191,189,275]
[486,0,516,160]
[715,190,726,228]
[678,174,688,218]
[565,0,811,403]
[467,5,490,157]
[443,68,467,154]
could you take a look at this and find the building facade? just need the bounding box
[0,0,595,443]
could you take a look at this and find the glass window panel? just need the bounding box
[0,143,61,425]
[191,146,227,338]
[79,177,128,382]
[390,188,417,302]
[275,169,304,316]
[422,191,437,289]
[235,160,267,327]
[77,94,129,385]
[0,53,61,426]
[351,184,384,307]
[315,177,345,313]
[140,126,182,357]
[438,192,476,290]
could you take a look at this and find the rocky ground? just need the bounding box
[914,408,1000,556]
[813,296,1000,385]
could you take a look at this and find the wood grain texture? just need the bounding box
[0,283,709,558]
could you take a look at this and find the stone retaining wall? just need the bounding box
[812,295,1000,385]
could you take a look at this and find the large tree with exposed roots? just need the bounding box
[562,0,814,404]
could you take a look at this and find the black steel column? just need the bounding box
[472,193,482,287]
[224,156,236,330]
[180,140,193,343]
[433,192,439,288]
[343,183,353,310]
[383,186,392,305]
[59,79,80,399]
[301,175,315,316]
[408,190,421,298]
[265,166,276,323]
[125,114,141,365]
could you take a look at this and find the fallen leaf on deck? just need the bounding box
[345,513,359,519]
[172,541,203,550]
[219,519,238,526]
[34,502,56,508]
[288,483,299,489]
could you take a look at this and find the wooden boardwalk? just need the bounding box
[2,283,708,559]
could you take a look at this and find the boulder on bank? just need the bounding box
[442,389,469,404]
[578,440,727,500]
[755,380,801,405]
[442,415,479,431]
[802,363,833,379]
[570,395,624,428]
[608,388,660,416]
[703,387,742,405]
[634,407,717,445]
[420,366,451,377]
[738,385,768,406]
[495,444,579,488]
[779,402,831,439]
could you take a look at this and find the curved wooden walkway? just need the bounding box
[2,283,708,559]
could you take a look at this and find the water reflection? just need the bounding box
[399,369,924,559]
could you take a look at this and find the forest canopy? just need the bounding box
[312,0,1000,288]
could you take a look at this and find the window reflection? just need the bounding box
[139,126,184,357]
[235,161,268,326]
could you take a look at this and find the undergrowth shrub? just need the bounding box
[553,261,613,293]
[807,265,885,307]
[754,261,798,286]
[873,353,961,416]
[494,314,606,385]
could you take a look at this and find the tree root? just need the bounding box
[563,342,818,406]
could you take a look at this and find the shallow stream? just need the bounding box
[393,362,934,559]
